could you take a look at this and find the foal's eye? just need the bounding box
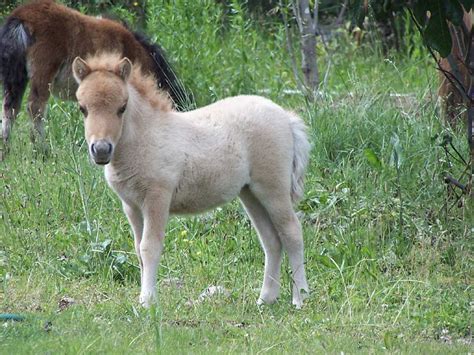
[118,104,127,115]
[79,105,87,116]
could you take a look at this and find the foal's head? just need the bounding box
[72,56,132,165]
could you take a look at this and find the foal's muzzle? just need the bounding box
[90,140,113,165]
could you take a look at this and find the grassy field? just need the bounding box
[1,1,472,353]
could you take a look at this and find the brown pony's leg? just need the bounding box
[27,83,50,145]
[2,80,27,156]
[26,60,60,149]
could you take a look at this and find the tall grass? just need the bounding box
[1,1,472,352]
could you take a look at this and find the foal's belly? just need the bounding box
[169,146,250,214]
[169,183,244,215]
[169,171,248,215]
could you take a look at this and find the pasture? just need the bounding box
[1,1,472,353]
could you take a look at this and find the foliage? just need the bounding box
[349,0,473,57]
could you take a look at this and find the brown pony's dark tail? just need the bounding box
[132,31,192,111]
[0,17,32,111]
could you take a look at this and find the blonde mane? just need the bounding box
[84,52,174,112]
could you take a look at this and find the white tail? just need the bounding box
[289,114,311,203]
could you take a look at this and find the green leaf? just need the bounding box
[390,133,403,170]
[114,253,128,265]
[424,11,452,57]
[318,193,328,205]
[364,148,383,170]
[383,332,395,350]
[317,255,336,269]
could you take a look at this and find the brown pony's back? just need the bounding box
[1,0,187,154]
[11,0,159,88]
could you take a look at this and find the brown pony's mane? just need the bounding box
[84,52,174,112]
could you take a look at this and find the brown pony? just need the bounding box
[0,0,188,151]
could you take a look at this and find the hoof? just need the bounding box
[292,288,310,309]
[139,292,156,308]
[257,294,278,306]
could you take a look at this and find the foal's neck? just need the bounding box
[123,86,155,134]
[114,86,163,157]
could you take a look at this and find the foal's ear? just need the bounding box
[116,58,132,81]
[72,57,91,83]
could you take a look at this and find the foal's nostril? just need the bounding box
[91,143,97,155]
[106,143,112,154]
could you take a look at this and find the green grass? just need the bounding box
[1,1,472,353]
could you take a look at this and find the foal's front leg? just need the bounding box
[139,191,171,308]
[122,202,144,284]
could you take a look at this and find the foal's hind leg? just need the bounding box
[239,186,282,305]
[250,185,309,308]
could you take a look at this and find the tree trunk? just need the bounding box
[293,0,320,96]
